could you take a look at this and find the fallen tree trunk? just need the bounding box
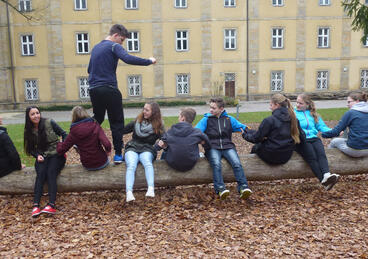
[1,149,367,194]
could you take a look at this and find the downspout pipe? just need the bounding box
[246,0,249,101]
[6,3,17,109]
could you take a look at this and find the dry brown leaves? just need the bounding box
[0,121,367,258]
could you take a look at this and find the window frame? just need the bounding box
[126,31,140,53]
[18,0,32,12]
[24,79,39,101]
[224,28,237,50]
[174,0,187,8]
[78,77,90,99]
[271,27,284,49]
[316,70,329,90]
[175,30,189,52]
[74,0,87,10]
[272,0,284,7]
[317,27,330,48]
[176,74,190,95]
[364,35,368,47]
[127,75,142,97]
[20,34,35,56]
[76,32,90,54]
[270,71,284,92]
[224,0,236,7]
[319,0,330,6]
[360,69,368,89]
[125,0,138,10]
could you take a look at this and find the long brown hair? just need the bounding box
[349,91,367,102]
[271,94,300,144]
[298,94,319,123]
[24,106,48,155]
[71,106,90,123]
[136,102,164,135]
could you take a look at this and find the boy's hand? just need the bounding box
[37,155,44,163]
[158,140,168,149]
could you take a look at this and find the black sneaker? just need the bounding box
[322,173,340,191]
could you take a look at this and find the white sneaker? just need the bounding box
[321,172,340,191]
[126,191,135,202]
[145,186,155,197]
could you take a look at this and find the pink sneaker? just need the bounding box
[31,207,41,218]
[41,205,56,215]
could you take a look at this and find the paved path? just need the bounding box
[0,99,348,125]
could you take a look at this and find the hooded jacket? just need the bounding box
[57,118,111,169]
[156,122,211,172]
[0,127,22,177]
[242,107,295,152]
[195,110,247,150]
[295,109,331,139]
[322,102,368,150]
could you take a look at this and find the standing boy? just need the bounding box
[156,108,210,172]
[195,98,252,200]
[88,24,156,164]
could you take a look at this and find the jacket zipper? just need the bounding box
[218,117,223,149]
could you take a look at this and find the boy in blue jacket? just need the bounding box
[195,98,252,200]
[156,108,211,172]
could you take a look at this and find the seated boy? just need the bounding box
[195,97,252,200]
[156,108,211,172]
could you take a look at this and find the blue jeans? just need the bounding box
[207,148,249,194]
[125,151,154,192]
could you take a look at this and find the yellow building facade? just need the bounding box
[0,0,367,109]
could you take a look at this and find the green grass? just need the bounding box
[6,107,348,166]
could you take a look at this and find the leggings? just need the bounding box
[33,155,66,205]
[251,143,293,165]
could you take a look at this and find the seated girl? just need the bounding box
[242,93,302,165]
[122,102,164,202]
[322,91,368,158]
[57,106,111,171]
[295,94,339,191]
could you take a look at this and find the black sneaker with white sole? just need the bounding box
[322,174,340,191]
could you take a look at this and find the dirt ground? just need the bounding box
[0,121,367,258]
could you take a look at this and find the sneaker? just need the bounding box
[145,186,155,197]
[218,189,230,200]
[31,207,41,218]
[321,173,340,191]
[126,191,135,202]
[240,188,253,200]
[41,205,56,215]
[114,154,123,164]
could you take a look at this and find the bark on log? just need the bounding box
[0,149,367,194]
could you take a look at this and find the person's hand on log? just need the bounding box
[21,164,26,169]
[157,140,168,149]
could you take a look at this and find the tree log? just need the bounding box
[0,149,367,194]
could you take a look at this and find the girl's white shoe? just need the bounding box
[126,191,135,202]
[145,186,155,197]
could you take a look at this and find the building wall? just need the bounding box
[0,0,367,109]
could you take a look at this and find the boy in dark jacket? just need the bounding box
[195,98,252,200]
[156,108,211,172]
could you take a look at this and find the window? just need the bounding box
[19,0,31,12]
[224,0,236,7]
[176,30,189,51]
[21,34,34,56]
[224,29,237,50]
[127,32,140,52]
[271,71,284,91]
[364,35,368,47]
[317,71,329,90]
[272,28,284,49]
[366,0,368,5]
[74,0,87,10]
[125,0,138,9]
[174,0,187,8]
[79,78,89,99]
[76,33,89,54]
[25,80,38,101]
[176,74,190,95]
[319,0,330,6]
[128,75,141,96]
[361,70,368,89]
[272,0,283,7]
[318,27,330,48]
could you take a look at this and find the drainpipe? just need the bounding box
[246,0,249,101]
[6,3,17,109]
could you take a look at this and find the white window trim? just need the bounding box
[317,27,330,48]
[20,34,35,56]
[224,0,236,7]
[176,74,190,95]
[19,0,32,12]
[272,0,284,7]
[360,69,368,89]
[271,27,284,49]
[127,31,140,53]
[175,30,189,52]
[125,0,138,10]
[364,35,368,47]
[316,70,329,90]
[174,0,187,8]
[224,28,237,50]
[78,77,90,99]
[24,79,39,101]
[319,0,331,6]
[76,32,90,54]
[74,0,88,10]
[127,75,142,97]
[270,71,284,92]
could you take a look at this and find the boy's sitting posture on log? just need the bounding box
[156,108,211,172]
[195,98,252,200]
